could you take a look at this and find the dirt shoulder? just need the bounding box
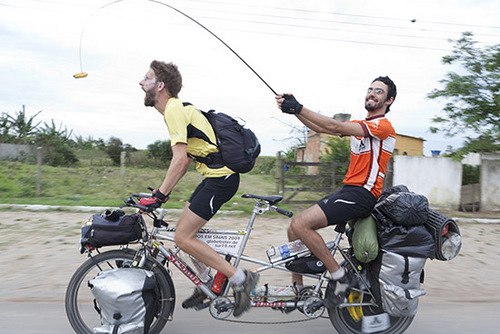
[0,208,498,304]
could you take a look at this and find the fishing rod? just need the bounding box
[74,0,278,96]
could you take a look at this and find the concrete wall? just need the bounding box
[392,155,462,210]
[481,153,500,211]
[0,143,37,161]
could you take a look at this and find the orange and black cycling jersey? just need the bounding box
[343,115,395,199]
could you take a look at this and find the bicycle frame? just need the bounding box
[67,192,416,334]
[133,196,377,312]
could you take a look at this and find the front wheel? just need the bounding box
[327,291,414,334]
[65,249,175,334]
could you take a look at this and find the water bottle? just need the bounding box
[189,256,212,283]
[266,240,310,263]
[177,250,212,283]
[211,254,231,293]
[211,271,227,294]
[267,240,336,263]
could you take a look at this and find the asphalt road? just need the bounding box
[0,301,496,333]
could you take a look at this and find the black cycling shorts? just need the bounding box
[188,173,240,220]
[317,185,377,226]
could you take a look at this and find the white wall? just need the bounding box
[481,153,500,211]
[392,156,462,210]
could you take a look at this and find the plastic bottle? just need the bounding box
[266,240,336,263]
[441,231,462,260]
[177,251,212,283]
[266,240,309,263]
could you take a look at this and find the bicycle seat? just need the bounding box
[241,194,283,205]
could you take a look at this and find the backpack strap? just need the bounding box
[181,102,224,168]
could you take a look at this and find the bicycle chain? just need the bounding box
[217,317,318,325]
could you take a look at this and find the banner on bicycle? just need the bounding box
[166,229,245,253]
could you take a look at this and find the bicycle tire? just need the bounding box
[327,291,415,334]
[65,249,175,334]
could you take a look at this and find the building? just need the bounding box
[296,114,425,164]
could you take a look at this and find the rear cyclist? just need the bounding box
[276,76,397,307]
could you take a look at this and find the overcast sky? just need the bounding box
[0,0,498,156]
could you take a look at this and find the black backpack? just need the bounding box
[187,106,261,173]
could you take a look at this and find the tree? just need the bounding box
[105,137,125,165]
[36,120,78,166]
[147,140,173,167]
[427,32,500,156]
[318,136,351,187]
[0,106,41,144]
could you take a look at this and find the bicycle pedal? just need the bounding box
[193,301,210,311]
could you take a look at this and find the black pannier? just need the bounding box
[285,255,326,274]
[80,210,143,253]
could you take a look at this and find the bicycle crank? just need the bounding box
[209,296,233,319]
[301,296,325,319]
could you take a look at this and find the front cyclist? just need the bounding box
[139,60,258,317]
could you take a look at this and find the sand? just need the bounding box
[0,208,499,304]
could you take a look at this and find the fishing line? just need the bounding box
[75,0,124,78]
[75,0,278,96]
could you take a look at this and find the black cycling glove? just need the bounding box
[281,94,303,115]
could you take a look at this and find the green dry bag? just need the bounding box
[352,215,379,263]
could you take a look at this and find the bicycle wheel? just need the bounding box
[327,290,415,334]
[65,249,175,334]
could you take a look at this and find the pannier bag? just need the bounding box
[378,224,435,259]
[351,215,379,263]
[378,251,426,317]
[89,268,158,334]
[80,210,143,253]
[426,209,462,261]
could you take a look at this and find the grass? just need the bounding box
[0,161,279,214]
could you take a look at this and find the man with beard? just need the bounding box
[275,76,396,307]
[139,60,258,317]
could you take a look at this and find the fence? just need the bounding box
[275,156,348,204]
[275,156,394,205]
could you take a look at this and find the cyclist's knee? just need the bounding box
[289,217,308,237]
[174,233,191,251]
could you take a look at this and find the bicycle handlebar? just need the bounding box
[274,206,293,218]
[124,188,294,217]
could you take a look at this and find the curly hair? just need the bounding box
[150,60,183,98]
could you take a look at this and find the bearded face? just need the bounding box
[143,86,157,107]
[364,83,389,112]
[365,96,386,112]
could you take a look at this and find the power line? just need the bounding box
[175,1,498,50]
[200,24,451,52]
[187,0,500,30]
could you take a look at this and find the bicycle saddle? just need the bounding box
[242,194,283,205]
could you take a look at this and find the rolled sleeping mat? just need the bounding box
[426,209,462,261]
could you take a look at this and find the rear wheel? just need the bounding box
[65,249,175,334]
[328,290,414,334]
